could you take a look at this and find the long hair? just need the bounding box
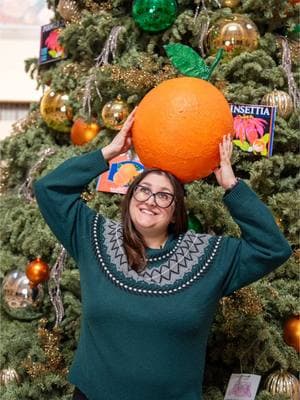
[121,168,188,272]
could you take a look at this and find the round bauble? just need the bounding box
[283,315,300,352]
[40,89,73,132]
[1,270,44,320]
[188,213,202,233]
[265,370,300,400]
[207,14,259,56]
[261,90,294,119]
[0,368,20,387]
[26,258,50,288]
[132,77,233,183]
[71,118,100,145]
[101,97,130,130]
[132,0,177,32]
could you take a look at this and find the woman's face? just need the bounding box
[129,172,175,238]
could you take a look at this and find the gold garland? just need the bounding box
[0,160,9,196]
[220,287,263,336]
[23,319,68,378]
[11,110,40,136]
[84,0,113,12]
[100,64,177,91]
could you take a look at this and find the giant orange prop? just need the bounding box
[132,77,233,183]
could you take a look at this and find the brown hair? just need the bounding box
[121,168,188,272]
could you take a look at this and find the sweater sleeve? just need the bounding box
[221,180,292,297]
[34,150,109,261]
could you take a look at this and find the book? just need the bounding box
[96,152,144,194]
[39,22,66,65]
[230,103,277,157]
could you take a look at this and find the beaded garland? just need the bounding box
[92,214,223,296]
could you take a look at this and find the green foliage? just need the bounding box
[1,0,299,398]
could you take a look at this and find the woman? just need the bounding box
[34,110,291,400]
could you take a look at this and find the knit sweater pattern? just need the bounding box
[34,150,292,400]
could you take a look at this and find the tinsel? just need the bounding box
[18,148,56,202]
[11,110,40,136]
[83,26,124,118]
[194,0,211,58]
[84,0,113,12]
[280,36,300,109]
[0,160,9,196]
[23,318,68,378]
[220,287,263,336]
[101,64,177,91]
[48,246,68,327]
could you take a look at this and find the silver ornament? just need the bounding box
[1,270,44,320]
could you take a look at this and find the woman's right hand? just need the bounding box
[102,107,137,161]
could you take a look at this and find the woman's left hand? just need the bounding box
[213,134,237,190]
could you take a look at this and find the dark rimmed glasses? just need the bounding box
[133,185,175,208]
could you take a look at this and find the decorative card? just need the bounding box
[230,103,277,157]
[39,22,66,65]
[224,373,261,400]
[96,152,144,194]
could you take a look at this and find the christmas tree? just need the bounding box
[0,0,299,399]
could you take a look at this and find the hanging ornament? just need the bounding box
[132,0,177,32]
[221,0,240,7]
[57,0,81,24]
[40,89,73,132]
[265,370,300,400]
[48,246,68,327]
[101,96,130,130]
[283,315,300,352]
[83,26,124,119]
[1,270,44,320]
[19,148,56,202]
[26,258,50,288]
[188,213,203,233]
[71,118,101,145]
[207,14,260,57]
[0,368,20,387]
[261,90,294,119]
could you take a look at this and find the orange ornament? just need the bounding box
[25,258,50,288]
[71,118,100,145]
[132,77,233,183]
[283,315,300,352]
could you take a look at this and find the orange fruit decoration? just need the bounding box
[71,118,100,146]
[25,258,50,288]
[132,77,233,183]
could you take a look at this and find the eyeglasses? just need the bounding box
[133,185,175,208]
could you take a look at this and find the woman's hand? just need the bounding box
[213,134,237,190]
[102,107,137,161]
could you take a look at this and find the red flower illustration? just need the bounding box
[233,115,267,144]
[45,28,64,54]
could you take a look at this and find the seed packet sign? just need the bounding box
[230,103,276,157]
[97,152,144,194]
[39,22,66,65]
[224,373,261,400]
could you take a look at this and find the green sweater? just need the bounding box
[34,150,291,400]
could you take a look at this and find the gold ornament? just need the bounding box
[57,0,81,24]
[265,370,300,400]
[23,318,68,378]
[0,368,20,386]
[283,315,300,353]
[261,89,294,119]
[101,96,130,130]
[40,89,73,132]
[1,270,44,320]
[207,14,260,57]
[221,0,240,7]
